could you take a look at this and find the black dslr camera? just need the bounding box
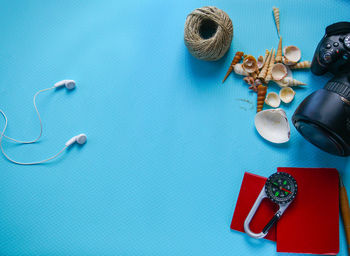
[293,22,350,156]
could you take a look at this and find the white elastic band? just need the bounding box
[2,86,55,144]
[0,109,68,165]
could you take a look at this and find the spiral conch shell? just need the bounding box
[242,55,258,73]
[275,37,283,63]
[234,63,249,76]
[222,51,244,83]
[265,92,281,108]
[257,85,267,112]
[265,49,276,83]
[290,61,311,69]
[279,87,295,103]
[258,50,272,81]
[277,77,306,87]
[273,7,280,36]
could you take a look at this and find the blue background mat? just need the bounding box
[0,0,349,255]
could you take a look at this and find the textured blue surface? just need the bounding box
[0,0,349,255]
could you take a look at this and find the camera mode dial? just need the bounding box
[344,34,350,50]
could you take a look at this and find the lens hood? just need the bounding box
[293,88,350,156]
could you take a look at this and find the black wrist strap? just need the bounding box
[326,22,350,36]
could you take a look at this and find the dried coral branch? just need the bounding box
[243,76,255,86]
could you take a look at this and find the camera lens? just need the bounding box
[294,120,344,155]
[293,83,350,156]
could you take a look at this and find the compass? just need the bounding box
[265,172,297,204]
[244,172,298,239]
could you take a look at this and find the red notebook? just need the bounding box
[230,172,278,241]
[276,167,339,255]
[230,168,339,255]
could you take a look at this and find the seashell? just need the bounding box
[257,55,265,69]
[257,84,267,112]
[279,87,295,103]
[271,63,287,81]
[249,85,258,92]
[272,7,280,36]
[255,79,262,87]
[250,70,259,79]
[276,77,306,87]
[243,76,255,86]
[283,56,297,66]
[290,61,311,69]
[258,49,272,81]
[273,66,293,87]
[234,63,249,76]
[242,55,258,73]
[255,108,290,143]
[276,37,283,63]
[265,49,276,83]
[263,49,270,66]
[283,46,301,64]
[222,51,244,83]
[265,92,281,108]
[285,66,293,78]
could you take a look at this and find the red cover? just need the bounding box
[230,172,278,241]
[277,167,339,255]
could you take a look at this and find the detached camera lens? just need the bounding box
[293,75,350,156]
[294,120,344,156]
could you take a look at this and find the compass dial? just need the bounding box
[265,172,297,204]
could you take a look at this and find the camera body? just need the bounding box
[293,22,350,156]
[311,22,350,75]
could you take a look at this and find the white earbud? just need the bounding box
[0,80,88,165]
[54,79,76,90]
[65,133,87,147]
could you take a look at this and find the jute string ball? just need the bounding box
[184,6,233,61]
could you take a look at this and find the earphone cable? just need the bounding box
[0,109,68,165]
[2,86,55,144]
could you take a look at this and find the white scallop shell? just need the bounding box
[257,55,265,69]
[279,87,295,103]
[274,66,293,87]
[265,92,281,108]
[283,46,301,64]
[234,63,249,76]
[271,63,287,81]
[254,108,290,143]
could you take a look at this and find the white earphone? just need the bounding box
[65,133,87,146]
[54,79,76,90]
[0,80,87,165]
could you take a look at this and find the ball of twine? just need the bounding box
[184,6,233,61]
